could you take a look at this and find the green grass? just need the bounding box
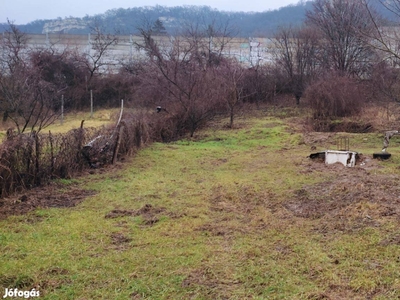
[0,112,399,299]
[46,109,119,134]
[0,109,117,137]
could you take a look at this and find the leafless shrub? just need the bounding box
[369,61,400,103]
[134,19,239,138]
[117,112,151,155]
[240,65,278,106]
[0,111,156,197]
[146,105,192,142]
[305,75,366,131]
[272,26,321,105]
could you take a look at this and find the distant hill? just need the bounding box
[2,1,398,37]
[0,2,314,37]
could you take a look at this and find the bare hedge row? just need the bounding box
[0,111,177,198]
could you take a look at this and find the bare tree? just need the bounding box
[0,64,62,134]
[370,61,400,103]
[272,26,320,104]
[78,22,119,89]
[0,20,29,74]
[306,0,376,77]
[0,23,65,134]
[214,59,248,128]
[361,0,400,65]
[353,0,400,106]
[135,21,232,137]
[182,17,237,68]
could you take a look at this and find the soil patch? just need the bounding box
[110,232,132,244]
[105,204,166,226]
[379,234,400,246]
[105,204,165,218]
[0,182,96,220]
[285,159,400,232]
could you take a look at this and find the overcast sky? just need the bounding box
[1,0,301,24]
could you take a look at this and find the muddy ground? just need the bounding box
[0,180,97,220]
[289,155,400,233]
[0,161,128,220]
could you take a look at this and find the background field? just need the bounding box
[0,107,399,299]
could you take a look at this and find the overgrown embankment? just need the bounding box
[0,106,197,198]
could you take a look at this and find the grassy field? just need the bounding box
[0,109,118,137]
[0,107,400,299]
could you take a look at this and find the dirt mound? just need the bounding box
[285,160,400,232]
[105,204,166,226]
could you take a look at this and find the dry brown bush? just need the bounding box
[0,112,155,198]
[305,75,366,131]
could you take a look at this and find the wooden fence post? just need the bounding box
[34,131,41,186]
[76,120,85,168]
[49,130,54,174]
[112,125,124,164]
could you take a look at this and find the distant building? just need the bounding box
[2,33,277,70]
[42,18,88,34]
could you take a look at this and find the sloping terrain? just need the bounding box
[0,110,399,299]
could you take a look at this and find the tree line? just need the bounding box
[271,0,400,130]
[2,0,400,136]
[2,0,400,196]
